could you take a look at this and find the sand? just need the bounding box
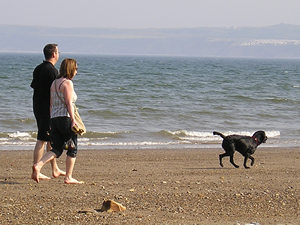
[0,147,299,225]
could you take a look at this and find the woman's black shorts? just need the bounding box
[50,117,78,158]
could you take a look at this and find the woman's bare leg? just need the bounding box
[46,142,66,178]
[64,156,84,184]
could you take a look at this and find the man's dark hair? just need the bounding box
[43,44,58,60]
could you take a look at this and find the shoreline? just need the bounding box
[1,147,299,224]
[0,143,299,151]
[1,130,298,151]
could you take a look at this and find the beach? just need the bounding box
[0,148,299,225]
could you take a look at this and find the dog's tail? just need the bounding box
[213,131,226,139]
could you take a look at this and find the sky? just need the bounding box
[0,0,299,29]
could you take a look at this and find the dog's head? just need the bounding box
[252,131,267,145]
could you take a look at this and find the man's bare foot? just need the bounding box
[64,177,84,184]
[39,173,51,180]
[31,164,41,183]
[52,169,66,178]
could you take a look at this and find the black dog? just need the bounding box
[213,131,267,169]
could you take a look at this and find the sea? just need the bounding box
[0,53,299,150]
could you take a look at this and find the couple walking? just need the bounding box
[31,44,83,184]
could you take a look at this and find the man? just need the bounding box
[31,44,65,180]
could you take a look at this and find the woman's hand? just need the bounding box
[71,119,77,129]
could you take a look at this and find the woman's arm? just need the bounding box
[63,80,76,127]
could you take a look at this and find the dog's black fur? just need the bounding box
[213,131,267,169]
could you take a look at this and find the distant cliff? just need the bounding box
[1,24,300,58]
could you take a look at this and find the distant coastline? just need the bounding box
[1,24,300,58]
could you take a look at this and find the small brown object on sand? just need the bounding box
[100,200,126,212]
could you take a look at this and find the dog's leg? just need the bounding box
[249,155,255,166]
[230,154,239,168]
[219,154,225,167]
[243,156,250,169]
[219,152,231,167]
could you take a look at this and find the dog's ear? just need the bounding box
[254,131,267,143]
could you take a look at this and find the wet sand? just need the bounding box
[0,148,299,225]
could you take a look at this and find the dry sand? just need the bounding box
[0,147,299,225]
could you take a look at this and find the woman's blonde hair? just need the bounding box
[58,58,77,80]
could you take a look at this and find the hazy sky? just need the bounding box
[1,0,299,29]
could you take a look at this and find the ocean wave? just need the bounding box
[87,109,124,118]
[138,106,162,112]
[8,131,33,138]
[164,130,212,138]
[18,118,36,123]
[162,130,222,143]
[83,131,128,139]
[0,130,125,137]
[0,131,36,140]
[0,129,296,150]
[162,129,280,143]
[0,118,35,126]
[229,95,256,101]
[267,97,288,103]
[79,141,182,147]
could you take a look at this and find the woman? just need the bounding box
[32,58,83,184]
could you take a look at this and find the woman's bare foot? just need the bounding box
[64,177,84,184]
[52,169,66,178]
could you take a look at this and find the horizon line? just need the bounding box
[0,23,299,30]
